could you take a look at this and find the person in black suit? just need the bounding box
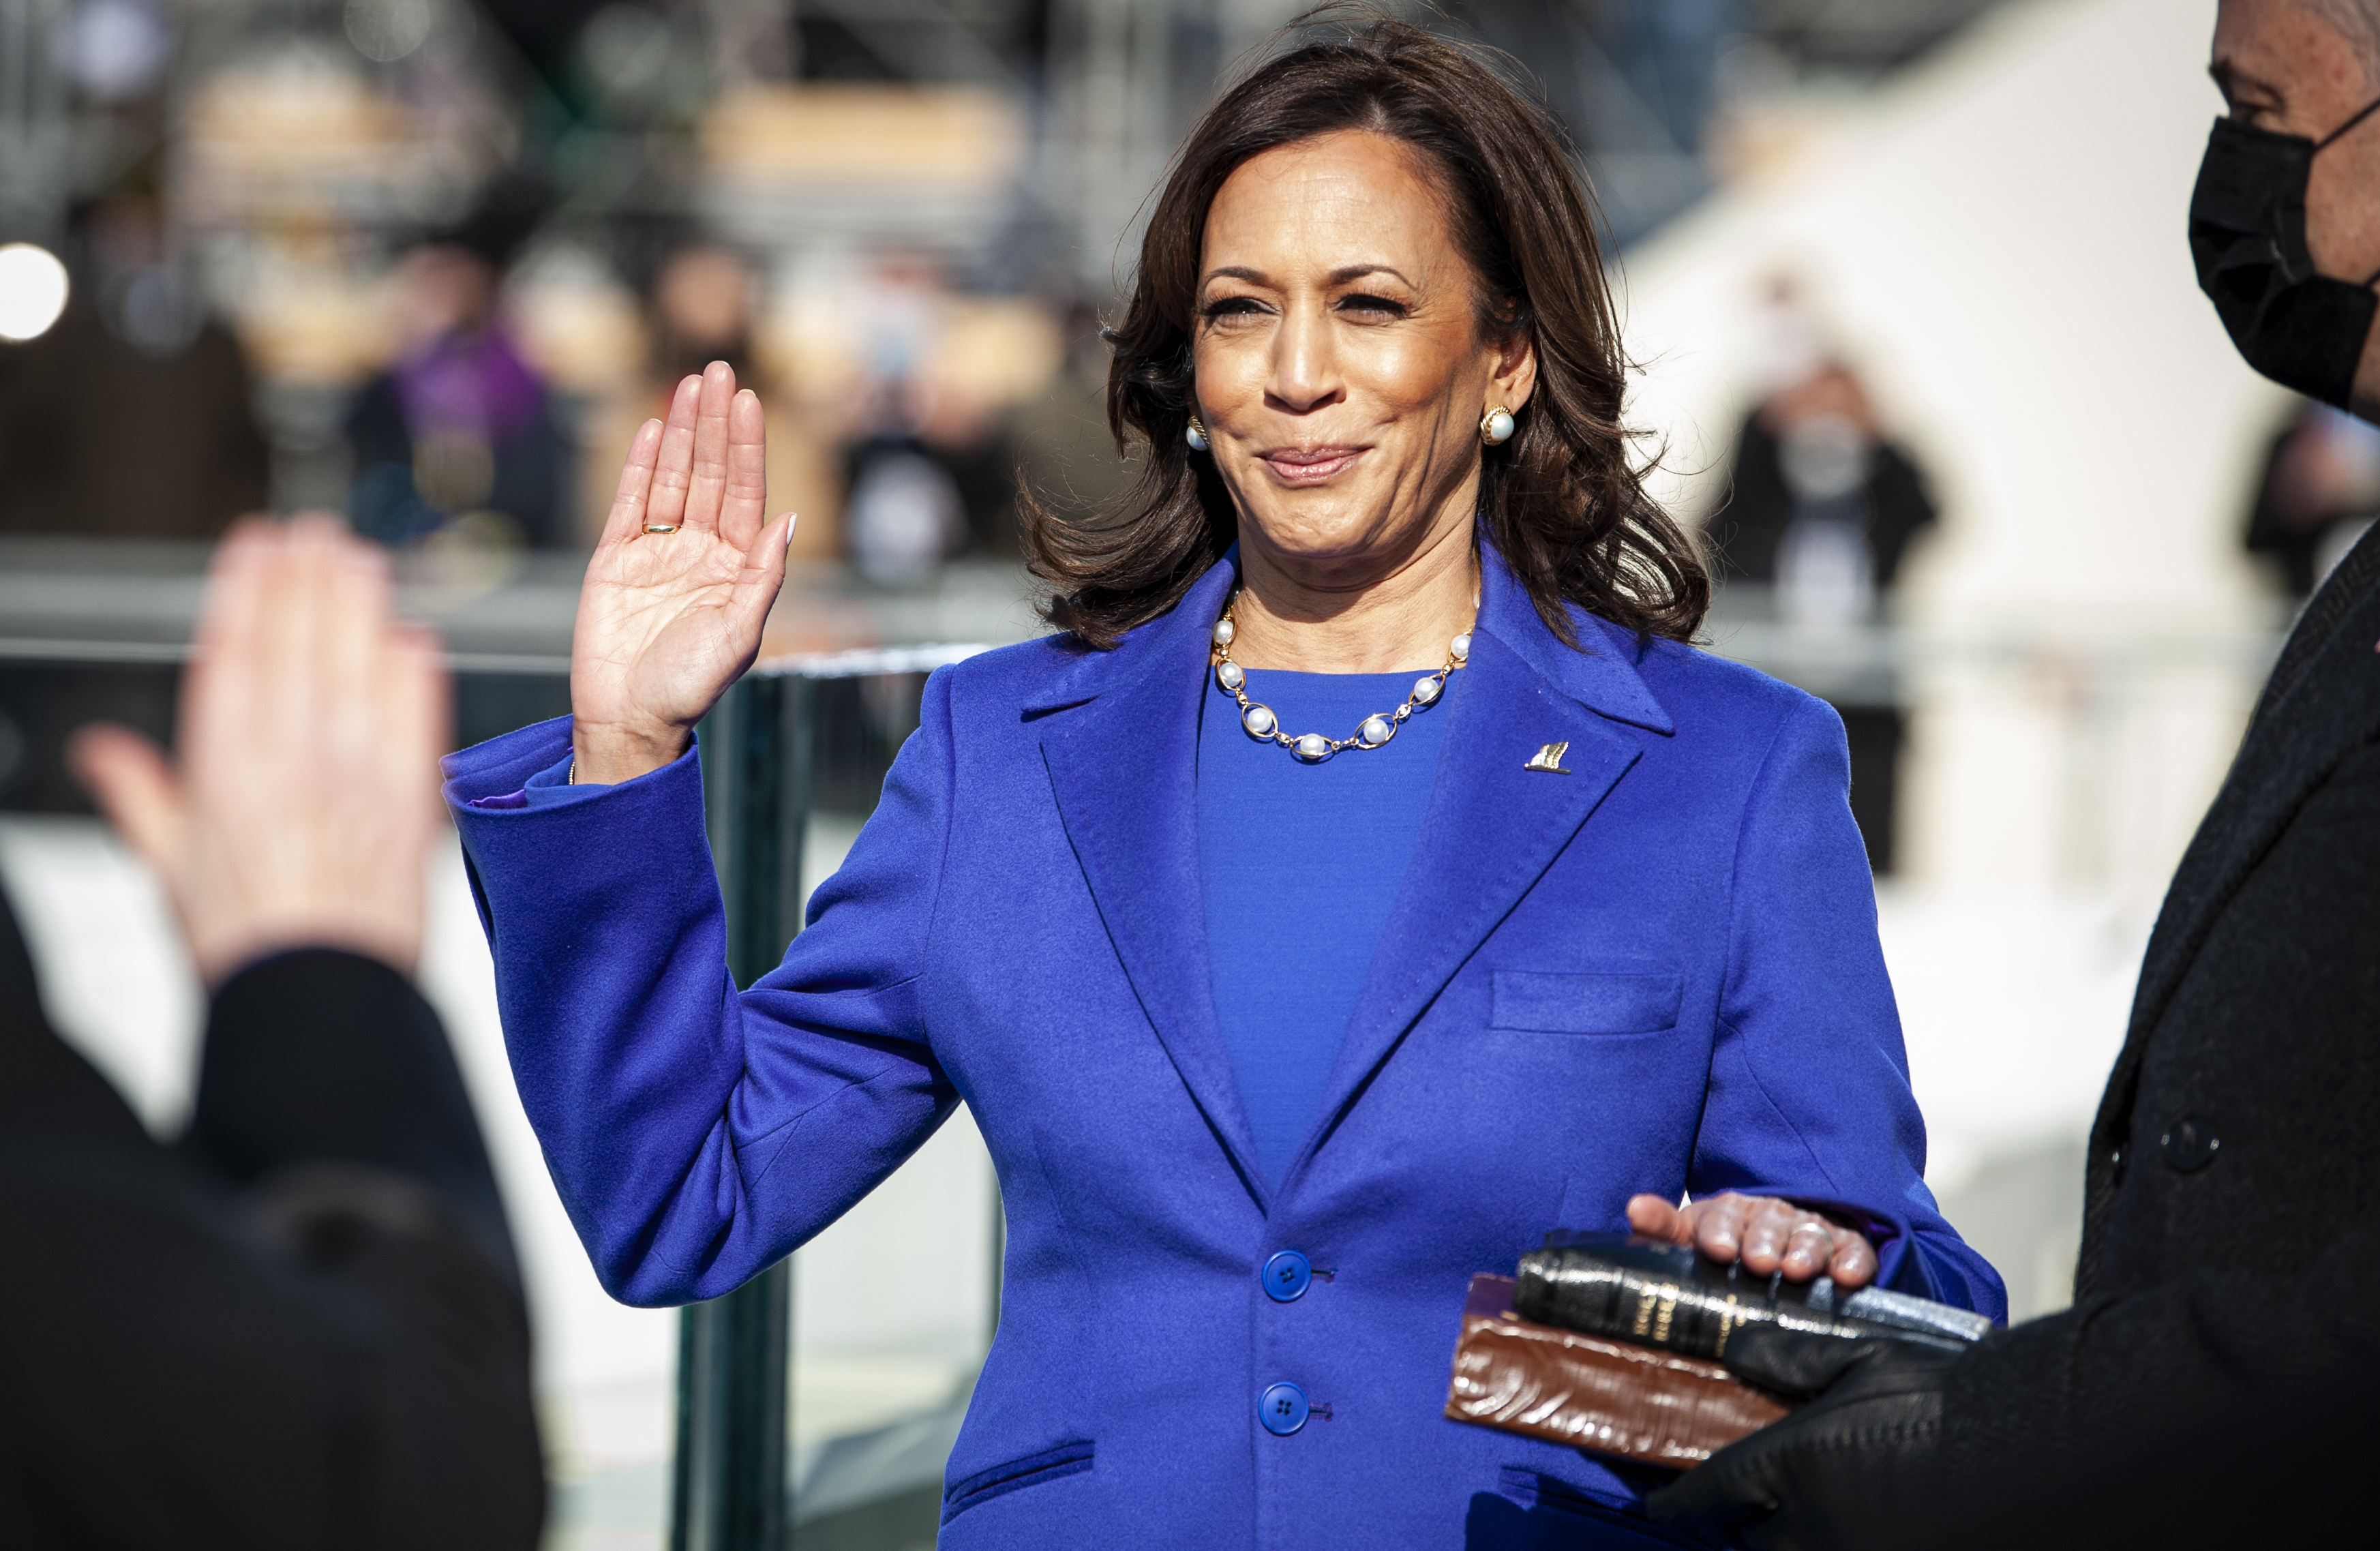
[342,176,574,554]
[1654,1,2380,1544]
[0,517,543,1547]
[1708,350,1939,871]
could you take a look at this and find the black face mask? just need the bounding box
[2190,97,2380,407]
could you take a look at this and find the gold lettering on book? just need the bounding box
[1653,1286,1678,1345]
[1631,1289,1656,1338]
[1715,1295,1741,1357]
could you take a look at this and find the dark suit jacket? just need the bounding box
[1708,417,1939,592]
[0,886,544,1549]
[1931,526,2380,1537]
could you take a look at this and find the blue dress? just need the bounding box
[444,543,2003,1548]
[1196,666,1452,1187]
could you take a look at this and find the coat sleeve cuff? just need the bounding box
[441,717,689,814]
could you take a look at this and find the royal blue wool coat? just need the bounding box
[444,546,2004,1549]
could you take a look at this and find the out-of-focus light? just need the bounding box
[67,0,173,101]
[0,245,70,343]
[583,4,671,95]
[346,0,434,63]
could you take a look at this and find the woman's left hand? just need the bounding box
[1625,1192,1878,1288]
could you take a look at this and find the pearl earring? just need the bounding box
[1186,417,1210,452]
[1480,406,1516,447]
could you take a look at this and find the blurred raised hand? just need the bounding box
[70,516,450,988]
[571,361,796,783]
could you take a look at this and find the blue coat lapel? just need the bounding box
[1279,550,1672,1191]
[1036,559,1270,1199]
[1031,545,1674,1207]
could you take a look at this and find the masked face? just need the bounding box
[2190,95,2380,407]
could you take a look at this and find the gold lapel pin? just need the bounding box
[1524,741,1571,774]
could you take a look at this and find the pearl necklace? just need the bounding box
[1209,592,1471,763]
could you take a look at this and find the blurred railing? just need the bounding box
[0,537,1037,811]
[686,645,995,1551]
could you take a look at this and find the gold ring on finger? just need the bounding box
[643,524,680,534]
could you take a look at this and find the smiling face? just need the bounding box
[1191,130,1535,602]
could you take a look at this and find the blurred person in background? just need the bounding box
[1711,285,1938,872]
[0,187,275,814]
[650,241,760,387]
[1655,1,2380,1544]
[635,238,838,562]
[1715,284,1940,609]
[839,251,985,586]
[2244,397,2380,594]
[345,175,575,554]
[0,188,269,539]
[0,517,542,1547]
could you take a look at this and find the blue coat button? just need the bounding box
[1259,1381,1310,1436]
[1261,1250,1312,1302]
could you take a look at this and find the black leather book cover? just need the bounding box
[1513,1233,1991,1362]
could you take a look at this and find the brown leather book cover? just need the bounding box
[1445,1274,1792,1469]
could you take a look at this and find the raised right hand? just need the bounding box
[571,360,796,784]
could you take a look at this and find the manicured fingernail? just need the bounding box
[783,513,799,548]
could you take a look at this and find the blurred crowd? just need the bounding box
[0,0,2061,601]
[0,0,2355,901]
[0,171,1112,584]
[0,0,1134,591]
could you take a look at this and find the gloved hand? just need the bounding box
[1646,1325,1968,1551]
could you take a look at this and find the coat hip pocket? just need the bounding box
[942,1440,1095,1524]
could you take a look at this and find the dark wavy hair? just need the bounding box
[1023,14,1708,650]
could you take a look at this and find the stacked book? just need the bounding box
[1444,1233,1993,1469]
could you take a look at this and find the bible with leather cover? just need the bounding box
[1445,1274,1792,1467]
[1445,1235,1993,1468]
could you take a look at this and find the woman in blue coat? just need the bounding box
[445,21,2003,1548]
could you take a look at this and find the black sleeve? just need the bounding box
[1935,1225,2380,1541]
[0,922,543,1550]
[183,948,518,1284]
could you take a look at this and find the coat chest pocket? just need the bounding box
[1490,969,1683,1036]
